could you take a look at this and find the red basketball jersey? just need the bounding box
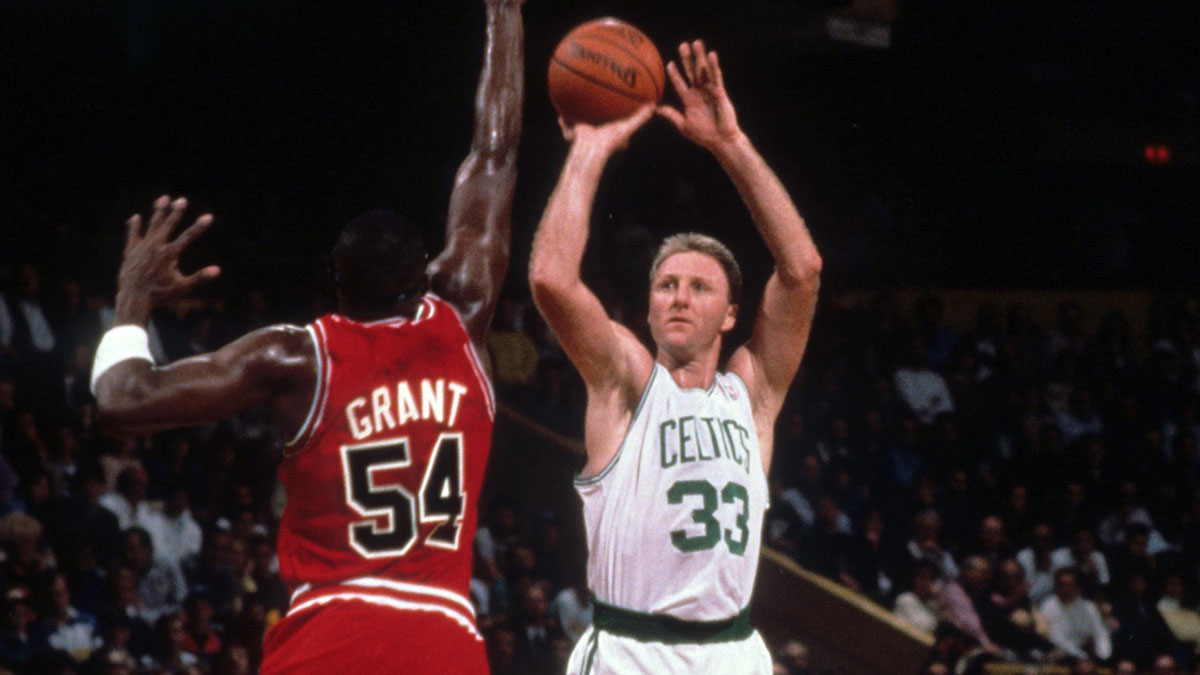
[274,294,493,640]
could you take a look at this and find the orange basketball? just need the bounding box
[548,18,665,125]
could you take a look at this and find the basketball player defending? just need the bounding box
[90,1,524,671]
[529,40,821,674]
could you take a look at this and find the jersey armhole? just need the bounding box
[724,370,769,498]
[282,323,328,454]
[431,293,496,420]
[575,365,659,486]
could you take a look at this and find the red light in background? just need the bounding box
[1145,143,1172,165]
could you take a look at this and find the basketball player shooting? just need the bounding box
[90,0,524,672]
[529,40,822,674]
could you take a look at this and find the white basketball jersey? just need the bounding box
[576,363,768,621]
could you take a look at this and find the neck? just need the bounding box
[656,343,721,390]
[341,295,425,322]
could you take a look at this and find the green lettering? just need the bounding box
[695,418,713,461]
[678,416,696,463]
[722,421,743,467]
[660,420,677,468]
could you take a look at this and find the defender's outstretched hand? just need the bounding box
[658,40,742,151]
[116,195,220,324]
[558,104,655,157]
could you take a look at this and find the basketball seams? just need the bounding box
[550,56,649,105]
[572,32,663,101]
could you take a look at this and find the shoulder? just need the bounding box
[233,324,315,362]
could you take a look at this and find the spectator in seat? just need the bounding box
[966,515,1015,571]
[894,557,942,634]
[1153,653,1181,675]
[987,558,1052,659]
[1111,569,1174,668]
[142,484,202,571]
[143,611,199,673]
[1109,522,1161,595]
[0,512,53,592]
[893,336,955,425]
[179,592,221,663]
[1051,525,1110,594]
[32,571,101,664]
[0,586,35,672]
[100,464,162,533]
[513,580,560,675]
[1039,568,1111,662]
[907,509,959,581]
[1156,572,1200,654]
[1056,390,1103,447]
[119,527,186,624]
[938,555,1003,655]
[1017,521,1059,605]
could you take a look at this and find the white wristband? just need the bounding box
[91,325,155,394]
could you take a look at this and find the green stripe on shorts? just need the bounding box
[592,600,753,644]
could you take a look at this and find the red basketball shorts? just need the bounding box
[261,598,488,674]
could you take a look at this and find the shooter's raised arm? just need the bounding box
[659,40,822,471]
[428,0,525,352]
[528,108,654,390]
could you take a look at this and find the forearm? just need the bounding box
[470,0,524,166]
[529,143,609,288]
[713,134,821,284]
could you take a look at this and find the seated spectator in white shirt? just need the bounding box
[1050,526,1110,593]
[1017,522,1059,605]
[142,485,202,570]
[1156,572,1200,651]
[100,464,164,534]
[894,558,942,634]
[906,509,959,581]
[893,337,955,425]
[1039,568,1111,662]
[32,572,101,663]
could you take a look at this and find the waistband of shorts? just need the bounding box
[592,599,753,644]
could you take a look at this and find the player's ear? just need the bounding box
[721,304,737,333]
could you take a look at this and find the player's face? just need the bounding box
[647,251,736,359]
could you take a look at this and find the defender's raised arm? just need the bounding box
[428,0,525,352]
[92,197,314,439]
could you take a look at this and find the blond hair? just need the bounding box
[0,512,43,545]
[648,233,742,305]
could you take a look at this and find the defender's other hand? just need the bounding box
[657,40,742,151]
[559,104,654,157]
[117,195,220,321]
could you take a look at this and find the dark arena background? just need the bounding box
[2,0,1199,673]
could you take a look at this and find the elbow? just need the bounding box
[455,149,517,188]
[528,267,560,304]
[779,252,823,293]
[528,263,573,311]
[94,381,150,440]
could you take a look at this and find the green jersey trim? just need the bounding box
[591,599,753,644]
[574,365,660,486]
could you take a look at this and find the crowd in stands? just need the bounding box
[4,248,1200,674]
